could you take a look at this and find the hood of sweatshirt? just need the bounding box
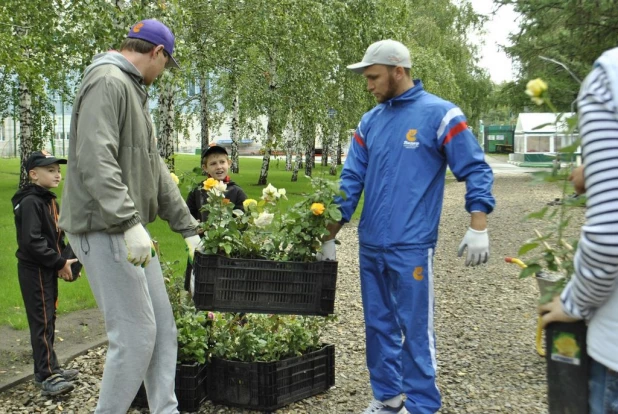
[12,184,56,209]
[84,51,144,84]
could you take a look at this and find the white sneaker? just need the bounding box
[362,398,409,414]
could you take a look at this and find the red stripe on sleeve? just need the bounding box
[354,132,366,148]
[443,121,468,145]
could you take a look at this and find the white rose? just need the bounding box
[254,212,274,228]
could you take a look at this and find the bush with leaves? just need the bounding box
[163,259,212,364]
[207,313,335,363]
[198,176,344,262]
[516,78,584,302]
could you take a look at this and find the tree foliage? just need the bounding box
[2,0,492,184]
[495,0,618,115]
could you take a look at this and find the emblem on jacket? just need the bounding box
[404,129,420,149]
[413,266,424,281]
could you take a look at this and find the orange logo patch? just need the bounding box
[406,129,417,142]
[133,22,145,33]
[41,150,51,156]
[413,266,424,281]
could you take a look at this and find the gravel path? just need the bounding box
[0,171,583,414]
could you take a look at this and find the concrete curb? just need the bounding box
[0,337,108,394]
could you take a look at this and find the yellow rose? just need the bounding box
[170,172,179,185]
[525,78,548,98]
[310,202,325,216]
[203,177,218,191]
[243,199,258,209]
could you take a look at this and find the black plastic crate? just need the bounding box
[208,344,335,412]
[193,253,338,316]
[131,362,208,412]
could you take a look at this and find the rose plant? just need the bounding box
[198,176,344,262]
[206,312,335,362]
[517,77,583,302]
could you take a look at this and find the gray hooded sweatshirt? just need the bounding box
[59,52,198,237]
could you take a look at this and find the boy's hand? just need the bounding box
[568,165,585,194]
[59,259,78,281]
[539,295,581,328]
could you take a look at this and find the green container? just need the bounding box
[484,125,515,153]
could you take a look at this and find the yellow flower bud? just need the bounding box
[310,202,325,216]
[243,198,258,209]
[525,78,548,98]
[203,177,218,191]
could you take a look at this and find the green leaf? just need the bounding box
[519,264,542,279]
[526,207,548,220]
[518,242,539,255]
[532,122,554,130]
[560,140,581,154]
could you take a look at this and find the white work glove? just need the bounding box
[124,224,153,267]
[457,228,489,266]
[316,239,337,261]
[190,269,196,298]
[185,235,202,264]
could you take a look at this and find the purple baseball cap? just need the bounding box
[127,19,179,68]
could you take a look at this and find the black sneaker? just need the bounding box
[40,373,74,397]
[60,369,79,381]
[34,369,79,388]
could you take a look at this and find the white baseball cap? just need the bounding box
[347,39,411,74]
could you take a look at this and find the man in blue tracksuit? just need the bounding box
[319,40,495,414]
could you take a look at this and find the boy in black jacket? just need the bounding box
[185,145,247,291]
[11,151,79,396]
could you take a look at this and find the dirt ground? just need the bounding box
[0,307,106,390]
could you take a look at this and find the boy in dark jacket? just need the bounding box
[12,151,79,396]
[185,145,247,291]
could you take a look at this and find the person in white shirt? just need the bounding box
[540,47,618,414]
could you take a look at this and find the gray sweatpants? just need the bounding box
[67,231,179,414]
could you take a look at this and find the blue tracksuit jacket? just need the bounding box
[338,80,495,413]
[338,80,495,247]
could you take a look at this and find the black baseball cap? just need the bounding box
[25,150,67,172]
[201,145,228,161]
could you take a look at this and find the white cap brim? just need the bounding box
[347,62,372,74]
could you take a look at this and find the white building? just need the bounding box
[510,112,579,164]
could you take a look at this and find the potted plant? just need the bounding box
[515,78,589,414]
[205,312,336,411]
[192,177,343,316]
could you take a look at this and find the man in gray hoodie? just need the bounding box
[59,19,201,414]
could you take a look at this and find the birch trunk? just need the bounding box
[257,54,278,185]
[199,75,210,160]
[285,123,295,171]
[230,88,240,173]
[291,139,303,182]
[337,130,345,165]
[257,117,273,185]
[158,82,175,172]
[18,82,33,188]
[329,131,338,175]
[304,141,314,177]
[321,145,328,166]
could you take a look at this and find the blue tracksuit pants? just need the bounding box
[359,245,441,414]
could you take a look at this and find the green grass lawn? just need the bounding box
[0,154,358,328]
